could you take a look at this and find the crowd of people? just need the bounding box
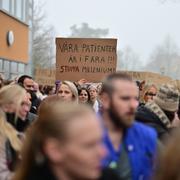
[0,72,180,180]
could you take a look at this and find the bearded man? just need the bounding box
[99,72,158,180]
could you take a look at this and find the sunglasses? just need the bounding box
[145,93,156,96]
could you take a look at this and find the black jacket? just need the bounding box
[135,105,170,142]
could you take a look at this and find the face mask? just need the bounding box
[5,112,17,126]
[6,112,16,121]
[6,112,27,132]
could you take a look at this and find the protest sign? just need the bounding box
[35,68,55,86]
[56,38,117,82]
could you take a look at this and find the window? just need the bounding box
[10,61,18,73]
[2,0,10,12]
[16,0,22,19]
[28,1,32,17]
[18,63,25,73]
[4,60,9,72]
[22,0,27,22]
[29,19,32,27]
[4,60,10,79]
[0,59,3,71]
[0,0,2,9]
[10,0,15,15]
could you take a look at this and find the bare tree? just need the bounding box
[30,0,55,75]
[69,23,109,38]
[117,46,142,71]
[144,35,180,78]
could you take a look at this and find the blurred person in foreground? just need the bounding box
[0,85,32,132]
[154,130,180,180]
[99,72,158,180]
[0,85,32,180]
[0,75,4,89]
[13,98,119,180]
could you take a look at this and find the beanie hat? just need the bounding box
[154,84,179,112]
[87,84,97,91]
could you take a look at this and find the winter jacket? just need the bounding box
[102,122,158,180]
[135,104,171,142]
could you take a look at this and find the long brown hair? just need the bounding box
[14,96,94,180]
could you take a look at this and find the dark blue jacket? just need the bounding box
[102,122,158,180]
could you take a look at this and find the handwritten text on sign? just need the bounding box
[56,38,117,82]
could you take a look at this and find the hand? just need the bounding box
[78,79,88,85]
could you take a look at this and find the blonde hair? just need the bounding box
[14,98,94,180]
[140,84,157,103]
[0,84,26,114]
[0,109,22,152]
[0,85,26,152]
[59,81,78,103]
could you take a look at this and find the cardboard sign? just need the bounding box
[56,38,117,82]
[121,71,172,86]
[35,68,55,86]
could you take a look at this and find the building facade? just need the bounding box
[0,0,32,80]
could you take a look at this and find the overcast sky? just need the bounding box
[41,0,180,64]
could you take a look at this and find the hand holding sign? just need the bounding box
[78,79,88,85]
